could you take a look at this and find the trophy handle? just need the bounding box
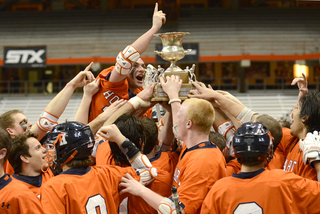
[184,49,192,54]
[154,50,162,56]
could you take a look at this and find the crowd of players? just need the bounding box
[1,3,320,214]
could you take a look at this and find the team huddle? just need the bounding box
[1,3,320,214]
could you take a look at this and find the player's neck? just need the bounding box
[184,131,209,148]
[129,86,138,95]
[0,168,4,178]
[146,148,156,159]
[62,164,71,172]
[21,166,41,177]
[241,163,264,173]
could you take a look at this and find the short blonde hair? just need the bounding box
[183,98,215,134]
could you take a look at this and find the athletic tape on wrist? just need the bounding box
[237,107,258,123]
[128,96,150,110]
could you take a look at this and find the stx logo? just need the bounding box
[5,49,45,64]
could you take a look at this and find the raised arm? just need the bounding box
[98,124,157,185]
[74,78,100,124]
[102,83,156,126]
[159,75,182,126]
[109,3,166,83]
[31,63,95,140]
[291,72,308,108]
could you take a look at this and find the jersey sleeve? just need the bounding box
[278,170,320,213]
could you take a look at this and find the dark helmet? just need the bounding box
[45,121,94,172]
[233,122,273,161]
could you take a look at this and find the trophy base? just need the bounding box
[151,83,194,102]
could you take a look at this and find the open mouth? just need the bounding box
[136,75,144,82]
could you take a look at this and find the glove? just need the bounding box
[299,131,320,168]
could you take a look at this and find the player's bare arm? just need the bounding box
[109,3,166,83]
[31,62,95,140]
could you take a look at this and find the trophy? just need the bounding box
[146,32,197,102]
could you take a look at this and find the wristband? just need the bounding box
[128,96,150,110]
[168,98,181,105]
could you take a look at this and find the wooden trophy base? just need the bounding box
[151,83,194,102]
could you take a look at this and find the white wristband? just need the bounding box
[127,96,150,110]
[168,98,181,105]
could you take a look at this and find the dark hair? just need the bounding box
[0,109,23,130]
[140,117,158,154]
[209,131,226,152]
[0,128,12,165]
[278,119,292,129]
[255,114,283,150]
[110,114,146,166]
[299,91,320,133]
[8,131,38,173]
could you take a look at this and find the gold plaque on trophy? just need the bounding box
[145,32,197,102]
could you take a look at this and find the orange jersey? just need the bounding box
[88,66,151,122]
[173,141,226,214]
[268,127,298,170]
[0,174,44,214]
[225,156,241,176]
[3,160,14,175]
[283,138,317,180]
[201,169,320,214]
[95,139,118,166]
[12,169,54,197]
[40,166,139,214]
[120,151,180,214]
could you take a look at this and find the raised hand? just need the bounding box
[188,81,217,102]
[69,62,95,88]
[160,75,182,100]
[84,78,100,97]
[98,124,126,145]
[137,83,157,102]
[152,3,166,31]
[291,72,308,94]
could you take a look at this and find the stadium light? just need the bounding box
[293,60,309,78]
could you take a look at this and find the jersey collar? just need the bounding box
[180,141,217,160]
[232,168,265,179]
[0,173,12,190]
[61,167,91,176]
[12,173,42,187]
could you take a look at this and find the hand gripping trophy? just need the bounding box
[145,32,197,102]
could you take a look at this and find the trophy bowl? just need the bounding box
[146,32,197,102]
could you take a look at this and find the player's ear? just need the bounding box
[301,115,309,123]
[6,128,14,137]
[186,120,192,128]
[0,148,7,160]
[20,155,30,164]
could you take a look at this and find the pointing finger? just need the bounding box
[85,62,93,71]
[154,3,158,13]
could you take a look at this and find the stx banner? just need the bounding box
[4,46,46,68]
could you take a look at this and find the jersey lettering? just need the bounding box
[234,202,263,214]
[85,194,108,214]
[283,159,297,172]
[173,168,180,184]
[118,197,128,214]
[103,91,120,105]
